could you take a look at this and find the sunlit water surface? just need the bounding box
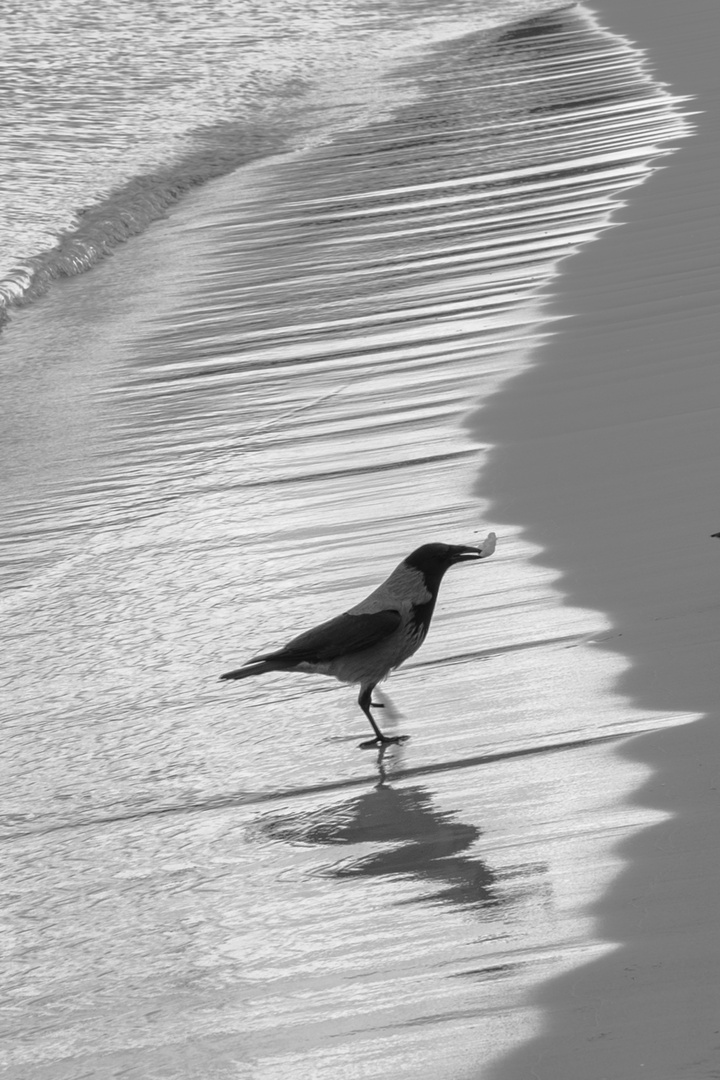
[0,5,691,1078]
[0,0,549,314]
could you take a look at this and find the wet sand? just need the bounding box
[481,0,720,1076]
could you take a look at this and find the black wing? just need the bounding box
[256,609,402,664]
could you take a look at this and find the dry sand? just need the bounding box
[479,0,720,1076]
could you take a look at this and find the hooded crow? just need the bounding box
[220,533,497,747]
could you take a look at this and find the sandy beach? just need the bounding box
[1,1,718,1077]
[481,0,720,1076]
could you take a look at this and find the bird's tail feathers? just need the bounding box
[220,659,285,681]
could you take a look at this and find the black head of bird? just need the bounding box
[221,532,497,748]
[405,540,493,585]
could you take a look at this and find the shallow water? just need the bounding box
[0,0,543,314]
[0,6,692,1077]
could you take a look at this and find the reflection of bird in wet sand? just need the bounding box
[258,779,500,911]
[220,535,496,747]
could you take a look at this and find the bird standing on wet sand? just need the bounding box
[220,534,497,747]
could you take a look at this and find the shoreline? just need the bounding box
[1,5,710,1077]
[479,0,720,1076]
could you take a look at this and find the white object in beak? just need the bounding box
[478,531,497,558]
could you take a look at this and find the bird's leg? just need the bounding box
[359,685,385,740]
[357,685,408,749]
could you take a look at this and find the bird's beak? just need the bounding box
[451,547,484,562]
[451,533,497,562]
[713,533,720,538]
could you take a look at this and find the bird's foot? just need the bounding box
[371,701,385,708]
[358,734,410,750]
